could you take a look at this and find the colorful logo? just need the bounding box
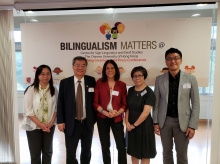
[119,67,126,75]
[53,67,63,75]
[99,22,125,40]
[94,66,102,75]
[184,65,195,74]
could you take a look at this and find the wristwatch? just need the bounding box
[100,109,104,114]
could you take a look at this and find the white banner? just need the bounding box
[21,18,211,86]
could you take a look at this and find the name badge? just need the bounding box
[88,87,94,92]
[183,83,191,89]
[141,90,147,96]
[112,90,119,96]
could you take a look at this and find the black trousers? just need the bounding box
[65,119,94,164]
[26,125,55,164]
[97,117,127,164]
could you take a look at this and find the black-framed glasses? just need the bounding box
[165,57,181,61]
[132,74,144,79]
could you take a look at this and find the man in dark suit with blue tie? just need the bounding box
[57,56,96,164]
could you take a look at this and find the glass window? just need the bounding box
[14,30,28,91]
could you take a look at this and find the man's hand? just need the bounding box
[154,125,160,135]
[58,123,65,132]
[186,128,195,140]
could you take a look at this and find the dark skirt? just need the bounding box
[127,115,157,159]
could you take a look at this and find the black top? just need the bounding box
[127,86,157,159]
[128,86,155,123]
[167,71,180,118]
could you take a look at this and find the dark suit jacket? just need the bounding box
[93,79,127,123]
[57,75,96,137]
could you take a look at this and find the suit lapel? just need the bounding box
[104,80,110,92]
[178,70,184,101]
[84,76,88,106]
[112,81,119,102]
[70,76,75,104]
[163,73,169,103]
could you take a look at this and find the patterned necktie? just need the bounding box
[76,81,83,120]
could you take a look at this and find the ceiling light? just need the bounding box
[105,8,113,11]
[197,4,207,7]
[30,19,38,22]
[191,14,200,17]
[26,11,34,13]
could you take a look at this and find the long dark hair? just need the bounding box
[24,65,55,96]
[101,59,120,82]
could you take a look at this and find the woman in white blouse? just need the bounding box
[22,64,58,164]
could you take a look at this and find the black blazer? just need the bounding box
[57,75,96,136]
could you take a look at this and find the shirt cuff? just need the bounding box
[188,127,195,130]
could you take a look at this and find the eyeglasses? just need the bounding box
[132,75,144,79]
[165,57,181,61]
[74,64,86,69]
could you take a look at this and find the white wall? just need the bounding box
[18,92,213,119]
[199,95,213,119]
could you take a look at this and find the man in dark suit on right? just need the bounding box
[57,56,96,164]
[153,48,200,164]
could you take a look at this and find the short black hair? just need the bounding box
[101,60,120,82]
[131,66,148,79]
[111,27,118,33]
[165,48,182,59]
[72,56,88,66]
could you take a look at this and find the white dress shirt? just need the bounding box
[21,86,58,131]
[74,76,86,119]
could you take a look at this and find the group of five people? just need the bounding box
[22,47,200,164]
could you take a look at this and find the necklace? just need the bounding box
[108,81,115,92]
[135,85,147,96]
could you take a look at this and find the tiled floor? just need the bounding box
[19,115,211,164]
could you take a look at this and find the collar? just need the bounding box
[74,76,85,85]
[169,70,181,80]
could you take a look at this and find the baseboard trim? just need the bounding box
[199,119,212,123]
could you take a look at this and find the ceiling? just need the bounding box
[13,4,217,29]
[0,0,217,28]
[0,0,218,10]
